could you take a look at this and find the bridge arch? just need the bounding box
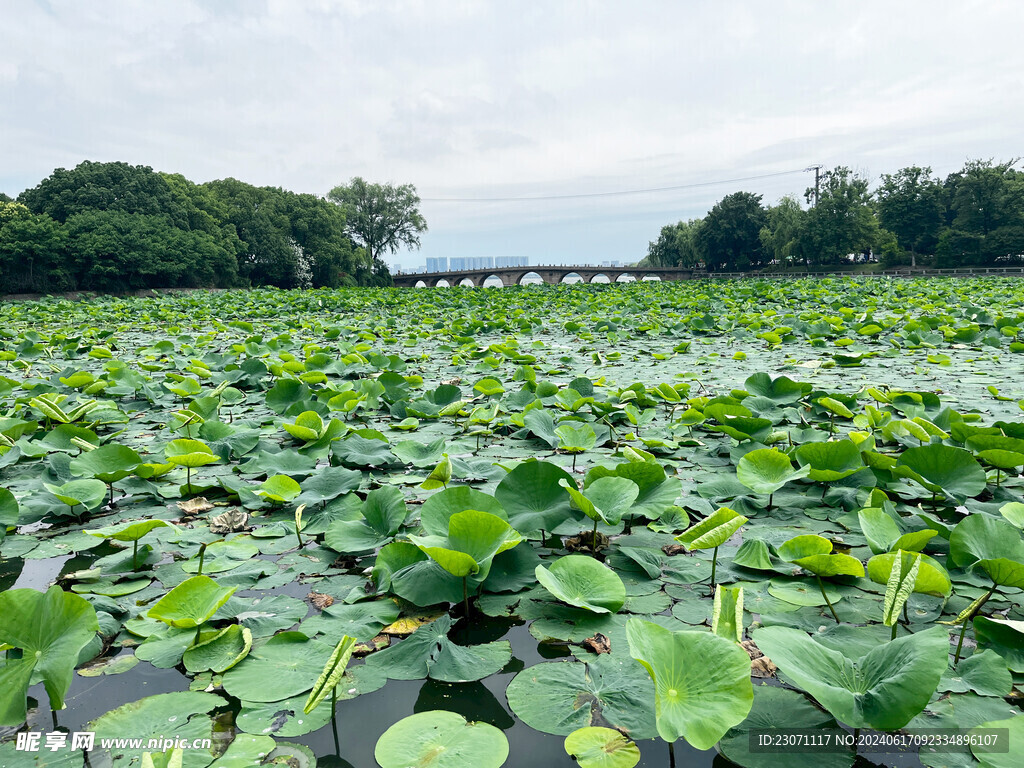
[515,271,542,285]
[482,274,504,287]
[457,277,477,287]
[560,272,584,284]
[641,274,662,281]
[433,278,452,287]
[614,273,637,283]
[414,279,427,288]
[589,273,611,283]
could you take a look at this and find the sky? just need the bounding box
[2,0,1023,270]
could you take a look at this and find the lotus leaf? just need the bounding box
[753,625,949,729]
[625,618,753,749]
[736,448,810,497]
[535,555,626,613]
[374,711,509,768]
[148,575,237,629]
[563,727,640,768]
[0,586,99,725]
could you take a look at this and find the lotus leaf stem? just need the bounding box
[817,575,840,623]
[668,741,676,768]
[890,622,898,641]
[954,586,995,666]
[463,576,470,618]
[592,518,599,556]
[197,542,207,576]
[331,685,340,755]
[133,539,139,572]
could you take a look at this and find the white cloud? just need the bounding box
[2,0,1023,265]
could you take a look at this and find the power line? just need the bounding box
[420,167,813,203]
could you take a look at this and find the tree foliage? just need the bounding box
[2,160,386,294]
[696,192,768,271]
[328,177,427,264]
[650,160,1024,271]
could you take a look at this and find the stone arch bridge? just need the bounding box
[391,265,695,287]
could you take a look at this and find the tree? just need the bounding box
[0,203,69,293]
[19,161,176,223]
[759,196,806,268]
[328,177,427,265]
[936,159,1024,267]
[799,167,882,265]
[696,191,768,272]
[876,166,944,267]
[645,219,703,268]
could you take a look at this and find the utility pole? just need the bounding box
[804,165,822,206]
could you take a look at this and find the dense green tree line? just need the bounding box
[0,161,392,294]
[645,159,1024,271]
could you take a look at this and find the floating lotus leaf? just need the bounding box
[374,711,509,768]
[563,726,641,768]
[535,555,626,613]
[0,585,99,725]
[505,655,656,739]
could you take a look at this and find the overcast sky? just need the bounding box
[3,1,1023,268]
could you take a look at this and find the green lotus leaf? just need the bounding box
[164,438,219,468]
[949,514,1024,585]
[585,460,681,520]
[374,711,509,768]
[420,486,507,536]
[256,474,302,502]
[89,692,222,767]
[732,539,776,570]
[999,501,1024,528]
[373,542,475,606]
[555,422,597,453]
[535,555,626,613]
[626,618,753,749]
[88,518,177,542]
[391,437,447,467]
[494,460,574,536]
[718,685,854,768]
[182,624,252,673]
[894,444,987,499]
[408,509,522,580]
[752,625,948,730]
[282,410,324,442]
[44,479,108,510]
[366,614,511,682]
[560,476,639,525]
[221,631,334,702]
[866,551,951,596]
[777,534,833,561]
[325,485,409,553]
[69,443,142,483]
[675,507,747,550]
[505,655,657,739]
[937,650,1012,698]
[971,714,1024,768]
[0,487,19,540]
[563,726,640,768]
[736,448,810,496]
[709,415,773,442]
[973,617,1024,672]
[0,586,99,725]
[860,505,901,552]
[147,575,237,629]
[743,373,809,404]
[794,440,863,481]
[712,585,744,642]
